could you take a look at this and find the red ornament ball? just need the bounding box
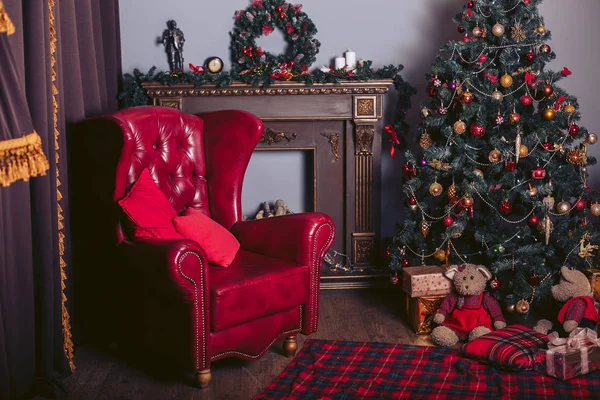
[443,216,454,227]
[467,1,474,8]
[457,25,466,33]
[540,44,551,54]
[543,84,554,97]
[390,275,399,285]
[575,200,586,211]
[478,54,488,64]
[428,87,437,96]
[532,166,547,180]
[542,142,554,151]
[408,196,417,206]
[523,0,530,3]
[462,35,470,43]
[499,200,512,214]
[529,215,540,225]
[569,124,581,136]
[470,122,486,138]
[521,95,533,106]
[490,278,500,290]
[402,259,409,267]
[385,249,391,257]
[525,52,536,62]
[438,106,448,115]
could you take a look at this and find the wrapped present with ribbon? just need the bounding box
[401,294,445,334]
[584,269,600,299]
[538,328,600,380]
[402,265,452,298]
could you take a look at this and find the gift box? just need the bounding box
[401,293,445,334]
[402,265,452,298]
[537,328,600,380]
[584,269,600,299]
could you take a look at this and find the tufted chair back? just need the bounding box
[97,106,263,242]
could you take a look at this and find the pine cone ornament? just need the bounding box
[419,132,432,149]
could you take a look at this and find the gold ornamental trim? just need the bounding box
[0,131,50,187]
[0,0,15,36]
[142,80,392,98]
[48,0,74,372]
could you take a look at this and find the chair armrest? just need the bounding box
[231,213,335,267]
[232,213,335,334]
[119,238,211,370]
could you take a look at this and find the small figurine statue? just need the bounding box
[161,20,185,73]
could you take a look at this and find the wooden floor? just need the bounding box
[60,289,433,400]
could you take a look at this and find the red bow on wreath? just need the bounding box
[385,125,400,159]
[555,95,566,111]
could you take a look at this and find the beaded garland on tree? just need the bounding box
[386,0,600,317]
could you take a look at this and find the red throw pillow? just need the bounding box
[173,208,240,267]
[460,325,549,371]
[118,168,184,240]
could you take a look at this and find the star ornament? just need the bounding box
[511,23,526,42]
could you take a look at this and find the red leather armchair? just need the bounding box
[70,106,334,388]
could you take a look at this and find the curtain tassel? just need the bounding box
[0,131,50,187]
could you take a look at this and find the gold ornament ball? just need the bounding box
[542,108,556,120]
[500,73,513,88]
[519,145,529,158]
[536,25,546,34]
[505,303,516,313]
[526,184,537,198]
[473,169,484,179]
[563,104,576,114]
[472,26,483,37]
[429,182,443,197]
[462,91,474,104]
[588,133,598,145]
[434,249,446,262]
[509,112,521,124]
[591,203,600,217]
[491,89,504,102]
[488,149,502,163]
[556,200,571,215]
[453,120,467,134]
[516,299,530,314]
[492,23,505,37]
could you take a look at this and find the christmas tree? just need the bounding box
[387,0,600,318]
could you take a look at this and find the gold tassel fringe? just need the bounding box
[0,0,15,35]
[0,131,50,187]
[48,0,75,372]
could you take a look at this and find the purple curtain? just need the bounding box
[0,1,121,398]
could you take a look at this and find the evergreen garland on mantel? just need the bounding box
[118,62,416,136]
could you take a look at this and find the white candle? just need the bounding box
[345,49,356,70]
[334,56,346,70]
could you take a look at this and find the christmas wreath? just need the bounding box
[230,0,320,76]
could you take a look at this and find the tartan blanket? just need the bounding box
[255,339,600,400]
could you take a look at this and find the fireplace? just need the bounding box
[143,80,392,288]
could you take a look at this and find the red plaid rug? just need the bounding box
[255,339,600,399]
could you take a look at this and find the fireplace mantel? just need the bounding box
[143,80,393,289]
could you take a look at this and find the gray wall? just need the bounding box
[120,0,600,237]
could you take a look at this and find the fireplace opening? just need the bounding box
[242,149,315,220]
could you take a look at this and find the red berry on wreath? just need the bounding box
[529,215,539,226]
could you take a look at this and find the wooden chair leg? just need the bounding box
[283,335,298,358]
[195,368,211,389]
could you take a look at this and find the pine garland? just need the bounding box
[118,61,415,140]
